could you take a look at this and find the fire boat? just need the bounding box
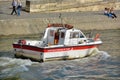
[13,23,102,62]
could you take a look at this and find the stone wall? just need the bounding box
[0,18,45,35]
[77,0,103,3]
[0,0,120,36]
[0,0,12,1]
[0,0,26,1]
[25,0,120,12]
[0,14,120,35]
[0,0,102,2]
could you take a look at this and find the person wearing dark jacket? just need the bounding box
[17,0,22,16]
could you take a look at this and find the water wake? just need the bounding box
[88,47,111,60]
[94,51,111,61]
[0,51,110,79]
[0,57,38,79]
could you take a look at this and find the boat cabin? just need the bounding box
[42,24,86,46]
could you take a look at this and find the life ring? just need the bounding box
[18,40,26,45]
[47,23,73,29]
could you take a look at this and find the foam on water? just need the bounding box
[75,49,111,64]
[96,51,111,60]
[0,57,38,79]
[100,51,111,58]
[0,51,111,79]
[89,47,110,59]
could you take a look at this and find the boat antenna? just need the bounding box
[59,0,65,27]
[48,0,51,24]
[59,13,63,24]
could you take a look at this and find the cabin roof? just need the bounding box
[47,23,73,29]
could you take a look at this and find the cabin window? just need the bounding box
[50,30,54,36]
[61,32,65,38]
[80,33,84,38]
[70,32,79,38]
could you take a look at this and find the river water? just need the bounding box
[0,29,120,80]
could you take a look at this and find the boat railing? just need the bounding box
[68,38,87,45]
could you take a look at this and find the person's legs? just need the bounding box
[17,8,21,16]
[11,6,14,15]
[14,7,17,15]
[11,6,17,15]
[112,13,117,18]
[108,13,114,18]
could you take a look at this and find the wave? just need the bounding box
[0,57,38,79]
[96,51,111,60]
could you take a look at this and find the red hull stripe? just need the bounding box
[13,44,97,53]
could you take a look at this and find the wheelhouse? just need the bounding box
[42,24,86,46]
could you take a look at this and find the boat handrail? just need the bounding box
[47,23,73,29]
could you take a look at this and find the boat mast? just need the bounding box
[48,0,50,24]
[59,13,62,24]
[59,0,65,27]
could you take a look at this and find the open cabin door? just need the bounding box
[47,30,54,45]
[54,31,59,45]
[47,29,61,45]
[54,30,65,45]
[58,31,65,45]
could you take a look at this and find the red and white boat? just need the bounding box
[13,23,102,62]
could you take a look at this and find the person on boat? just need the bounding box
[54,30,59,45]
[11,0,17,15]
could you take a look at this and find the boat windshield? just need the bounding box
[70,32,79,38]
[80,33,84,38]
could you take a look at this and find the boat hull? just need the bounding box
[13,44,99,62]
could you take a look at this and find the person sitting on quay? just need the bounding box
[104,7,117,19]
[109,7,117,18]
[104,7,109,16]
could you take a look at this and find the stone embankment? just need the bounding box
[0,1,120,36]
[26,0,120,12]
